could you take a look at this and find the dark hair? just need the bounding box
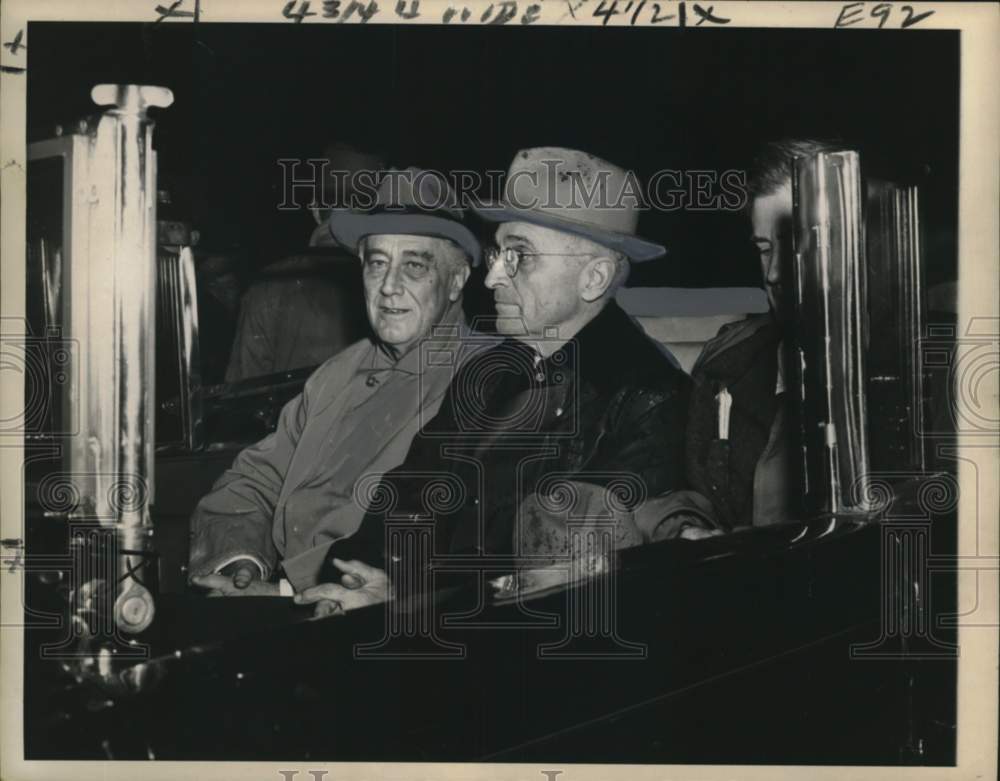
[747,138,844,198]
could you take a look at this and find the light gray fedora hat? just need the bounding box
[473,147,666,262]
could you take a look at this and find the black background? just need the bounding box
[27,23,959,288]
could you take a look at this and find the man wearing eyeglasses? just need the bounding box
[188,169,483,597]
[295,148,703,615]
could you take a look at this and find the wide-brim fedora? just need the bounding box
[315,167,482,266]
[472,147,666,262]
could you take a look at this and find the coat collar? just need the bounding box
[545,299,654,391]
[695,312,783,385]
[486,300,659,398]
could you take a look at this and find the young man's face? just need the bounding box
[485,221,591,342]
[750,181,794,319]
[361,234,468,356]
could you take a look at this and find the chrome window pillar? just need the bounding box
[792,151,872,514]
[62,85,174,633]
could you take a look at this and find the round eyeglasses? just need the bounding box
[485,246,598,279]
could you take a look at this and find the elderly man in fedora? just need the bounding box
[294,148,704,614]
[188,169,481,596]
